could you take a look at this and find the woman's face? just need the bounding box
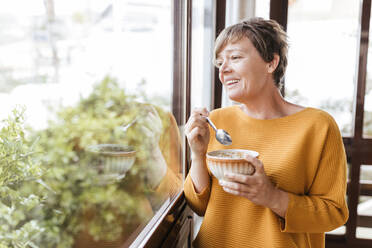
[216,37,272,103]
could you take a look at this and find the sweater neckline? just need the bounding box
[232,105,313,124]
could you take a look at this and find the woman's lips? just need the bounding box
[226,79,239,86]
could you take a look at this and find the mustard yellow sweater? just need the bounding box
[184,106,349,248]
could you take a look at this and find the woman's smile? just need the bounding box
[226,79,240,87]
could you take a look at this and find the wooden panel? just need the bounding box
[343,138,372,164]
[347,180,372,196]
[160,207,193,248]
[185,0,192,123]
[343,137,353,162]
[325,235,348,248]
[139,193,187,248]
[359,180,372,196]
[212,0,226,110]
[354,0,371,140]
[270,0,288,96]
[172,0,185,125]
[359,139,372,164]
[184,0,192,175]
[358,215,372,228]
[270,0,288,31]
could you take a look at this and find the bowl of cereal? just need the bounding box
[87,144,136,184]
[206,149,259,181]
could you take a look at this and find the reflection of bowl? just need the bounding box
[206,149,259,181]
[87,144,136,182]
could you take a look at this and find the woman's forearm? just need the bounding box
[189,155,210,193]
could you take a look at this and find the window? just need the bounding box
[255,0,270,19]
[285,0,360,137]
[0,0,184,247]
[191,0,214,111]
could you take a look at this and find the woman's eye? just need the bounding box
[231,55,241,60]
[216,61,223,67]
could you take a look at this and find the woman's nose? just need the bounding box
[219,61,231,82]
[219,61,231,79]
[219,60,231,74]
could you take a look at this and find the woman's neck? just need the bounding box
[239,87,302,120]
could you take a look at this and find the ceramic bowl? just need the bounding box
[206,149,259,181]
[87,144,136,183]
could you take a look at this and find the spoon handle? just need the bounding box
[205,117,217,132]
[121,117,138,132]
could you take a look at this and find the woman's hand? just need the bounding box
[185,108,210,159]
[136,105,167,188]
[219,155,289,218]
[138,105,163,144]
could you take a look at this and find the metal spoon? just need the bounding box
[205,117,232,146]
[121,117,138,133]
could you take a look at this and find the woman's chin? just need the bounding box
[227,93,244,103]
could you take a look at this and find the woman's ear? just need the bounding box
[267,54,280,73]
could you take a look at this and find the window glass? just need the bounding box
[360,165,372,183]
[0,0,183,247]
[356,226,372,239]
[285,0,360,136]
[255,0,270,19]
[327,226,346,236]
[191,0,214,110]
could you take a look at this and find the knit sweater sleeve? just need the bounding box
[281,116,349,233]
[184,173,211,216]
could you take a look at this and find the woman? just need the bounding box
[184,18,348,248]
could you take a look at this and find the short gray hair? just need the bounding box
[214,17,288,89]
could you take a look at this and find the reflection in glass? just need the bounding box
[0,1,183,247]
[286,0,360,136]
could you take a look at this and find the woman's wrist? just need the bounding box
[190,152,209,193]
[191,152,206,162]
[268,188,289,218]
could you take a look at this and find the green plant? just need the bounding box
[28,76,171,247]
[0,107,44,248]
[1,76,174,247]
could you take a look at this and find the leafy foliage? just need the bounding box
[1,76,172,247]
[0,107,44,248]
